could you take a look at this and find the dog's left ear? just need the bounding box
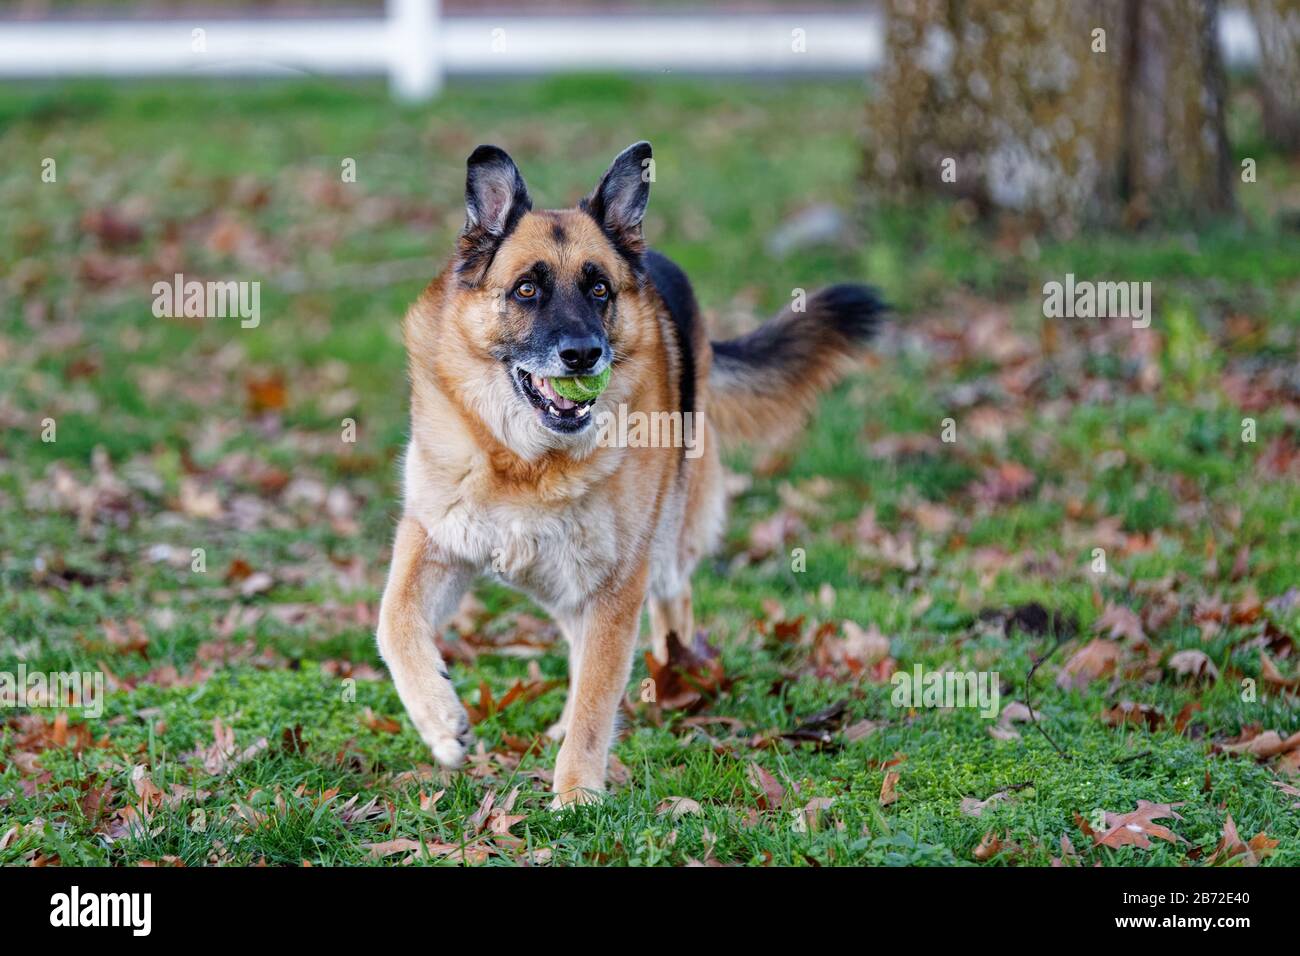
[584,141,652,248]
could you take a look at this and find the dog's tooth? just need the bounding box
[547,404,558,416]
[577,404,590,417]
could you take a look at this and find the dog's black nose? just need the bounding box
[558,335,604,373]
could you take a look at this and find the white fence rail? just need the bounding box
[0,2,1261,102]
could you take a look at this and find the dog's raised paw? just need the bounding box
[430,732,470,769]
[548,786,603,811]
[423,699,473,768]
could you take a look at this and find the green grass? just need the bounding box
[1,75,1299,867]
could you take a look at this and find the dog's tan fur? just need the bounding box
[377,144,881,805]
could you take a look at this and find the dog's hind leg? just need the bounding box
[545,622,585,742]
[376,517,475,768]
[648,587,694,664]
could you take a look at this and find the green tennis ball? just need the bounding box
[551,367,611,401]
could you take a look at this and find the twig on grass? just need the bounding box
[1113,749,1153,766]
[978,780,1035,802]
[1022,615,1072,761]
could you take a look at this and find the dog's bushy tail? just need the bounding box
[707,284,887,448]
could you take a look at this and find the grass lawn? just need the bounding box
[1,74,1298,867]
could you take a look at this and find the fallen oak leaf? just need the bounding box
[1057,639,1123,691]
[1269,780,1300,807]
[972,829,1009,861]
[245,374,287,413]
[1173,701,1202,734]
[1218,729,1300,759]
[839,621,892,670]
[1100,700,1164,730]
[1095,603,1147,644]
[644,630,729,712]
[403,842,495,865]
[1276,748,1300,777]
[1260,651,1298,690]
[657,796,702,819]
[1167,649,1218,683]
[960,791,1011,818]
[969,461,1035,504]
[797,796,835,832]
[1094,801,1189,850]
[1205,814,1278,867]
[489,808,528,837]
[183,717,268,776]
[747,762,785,811]
[366,837,423,859]
[1052,834,1080,867]
[467,789,497,835]
[361,708,402,734]
[781,700,850,748]
[988,701,1041,741]
[879,770,900,807]
[366,838,495,865]
[1074,810,1098,842]
[844,718,883,743]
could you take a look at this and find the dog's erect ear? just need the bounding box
[464,145,531,237]
[584,141,652,248]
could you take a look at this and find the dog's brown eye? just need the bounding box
[515,281,536,299]
[591,281,608,299]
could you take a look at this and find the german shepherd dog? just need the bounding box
[378,142,884,806]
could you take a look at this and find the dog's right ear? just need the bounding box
[463,145,531,238]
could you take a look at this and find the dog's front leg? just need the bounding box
[551,563,649,807]
[376,516,475,768]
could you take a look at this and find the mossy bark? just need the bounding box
[862,0,1234,233]
[1248,0,1300,153]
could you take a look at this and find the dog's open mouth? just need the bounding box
[515,367,597,432]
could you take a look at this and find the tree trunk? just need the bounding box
[1248,0,1300,153]
[861,0,1235,233]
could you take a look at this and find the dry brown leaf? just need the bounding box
[747,762,786,811]
[799,796,835,831]
[1260,651,1298,689]
[841,621,892,668]
[844,718,882,743]
[1095,603,1147,644]
[879,770,900,807]
[657,796,702,819]
[361,708,403,734]
[1205,815,1278,867]
[972,829,1005,861]
[988,700,1041,741]
[643,631,728,712]
[184,717,268,776]
[1167,649,1218,682]
[1219,729,1300,759]
[960,790,1013,817]
[1094,801,1189,850]
[1057,638,1123,690]
[1100,700,1164,730]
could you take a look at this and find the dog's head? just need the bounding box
[426,142,655,456]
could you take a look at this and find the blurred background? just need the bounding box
[1,1,1298,866]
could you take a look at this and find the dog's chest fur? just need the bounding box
[402,437,642,614]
